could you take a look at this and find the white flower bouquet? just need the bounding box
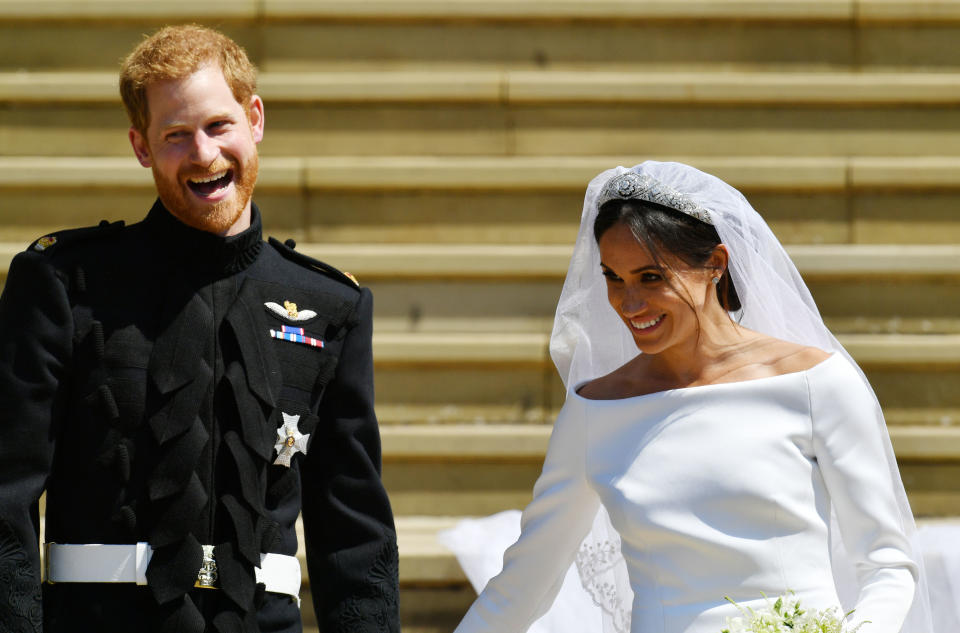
[721,593,866,633]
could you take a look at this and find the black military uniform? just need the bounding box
[0,200,400,633]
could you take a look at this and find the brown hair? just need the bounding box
[595,199,742,312]
[119,24,257,135]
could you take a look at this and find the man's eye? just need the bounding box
[166,131,188,141]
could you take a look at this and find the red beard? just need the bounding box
[152,151,259,235]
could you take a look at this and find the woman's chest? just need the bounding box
[583,388,817,523]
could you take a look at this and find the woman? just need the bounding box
[449,162,933,633]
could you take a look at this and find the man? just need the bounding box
[0,25,400,633]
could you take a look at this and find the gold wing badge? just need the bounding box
[264,300,317,322]
[266,300,325,349]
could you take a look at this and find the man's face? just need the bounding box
[128,64,264,236]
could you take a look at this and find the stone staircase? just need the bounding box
[4,2,960,631]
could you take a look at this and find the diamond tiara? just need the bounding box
[595,171,713,225]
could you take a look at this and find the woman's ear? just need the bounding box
[707,244,730,277]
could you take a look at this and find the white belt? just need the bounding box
[44,542,301,602]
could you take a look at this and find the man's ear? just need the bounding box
[247,95,264,144]
[129,127,152,168]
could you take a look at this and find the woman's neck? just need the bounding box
[643,305,760,387]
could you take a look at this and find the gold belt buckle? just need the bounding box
[194,545,218,589]
[43,542,56,584]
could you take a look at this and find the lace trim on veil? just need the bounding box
[574,506,632,633]
[575,536,631,633]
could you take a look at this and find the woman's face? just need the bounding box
[598,220,712,355]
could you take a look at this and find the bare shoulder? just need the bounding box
[756,337,832,374]
[575,355,664,400]
[575,371,625,400]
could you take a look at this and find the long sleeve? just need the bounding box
[0,250,73,633]
[454,395,600,633]
[301,287,400,633]
[807,356,918,633]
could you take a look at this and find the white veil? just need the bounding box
[549,161,934,633]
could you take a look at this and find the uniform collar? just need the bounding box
[144,199,264,275]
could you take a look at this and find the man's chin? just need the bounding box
[153,162,256,236]
[166,199,246,236]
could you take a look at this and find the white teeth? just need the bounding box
[190,170,228,184]
[630,315,664,330]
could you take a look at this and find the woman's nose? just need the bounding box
[620,291,647,315]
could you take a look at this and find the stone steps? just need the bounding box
[10,69,960,105]
[1,0,946,21]
[9,242,958,277]
[8,72,960,164]
[11,154,960,190]
[2,155,960,245]
[4,1,960,74]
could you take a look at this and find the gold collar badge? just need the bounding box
[34,236,57,251]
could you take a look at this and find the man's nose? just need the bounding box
[190,132,219,166]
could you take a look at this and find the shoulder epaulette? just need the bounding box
[28,220,126,256]
[268,237,361,289]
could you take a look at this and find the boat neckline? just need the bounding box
[571,351,840,404]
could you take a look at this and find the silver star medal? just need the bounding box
[274,413,310,467]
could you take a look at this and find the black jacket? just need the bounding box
[0,201,400,633]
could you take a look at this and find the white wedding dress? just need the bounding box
[450,353,917,633]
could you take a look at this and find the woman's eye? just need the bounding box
[602,270,622,282]
[641,272,663,282]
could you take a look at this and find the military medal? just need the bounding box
[274,413,309,467]
[269,325,324,348]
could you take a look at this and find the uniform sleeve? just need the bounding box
[454,396,600,633]
[301,287,400,633]
[807,356,918,633]
[0,251,73,633]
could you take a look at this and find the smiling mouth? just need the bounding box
[187,169,234,197]
[629,315,665,332]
